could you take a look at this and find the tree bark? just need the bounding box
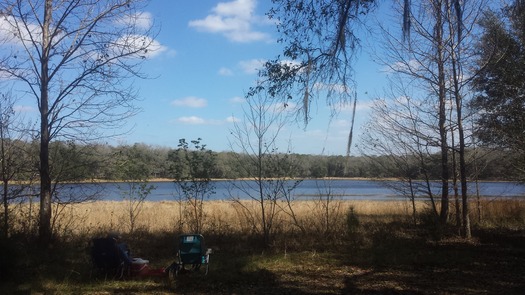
[447,0,471,238]
[435,0,450,225]
[39,0,53,244]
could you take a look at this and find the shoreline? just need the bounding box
[9,177,522,186]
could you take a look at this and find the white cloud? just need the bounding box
[239,59,265,74]
[188,0,271,43]
[135,12,154,30]
[178,116,206,125]
[386,59,421,73]
[115,12,154,30]
[0,15,41,47]
[226,115,240,123]
[13,105,35,113]
[218,67,234,76]
[143,38,167,58]
[113,34,167,59]
[176,116,229,125]
[229,96,245,103]
[333,119,350,128]
[171,96,208,108]
[267,102,297,115]
[0,13,166,60]
[214,0,255,16]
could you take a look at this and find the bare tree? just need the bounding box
[368,0,485,232]
[311,179,345,236]
[360,83,442,223]
[0,0,159,243]
[0,91,36,238]
[118,181,154,234]
[229,93,299,246]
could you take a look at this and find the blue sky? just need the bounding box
[120,0,390,155]
[34,0,391,155]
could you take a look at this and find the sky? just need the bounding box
[14,0,392,156]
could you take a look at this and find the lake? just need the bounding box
[56,179,525,202]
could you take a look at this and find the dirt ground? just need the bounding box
[2,228,524,294]
[166,229,525,294]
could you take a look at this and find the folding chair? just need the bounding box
[90,237,128,279]
[167,234,212,277]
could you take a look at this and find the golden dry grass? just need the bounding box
[10,198,524,237]
[10,199,421,234]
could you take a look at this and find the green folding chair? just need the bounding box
[167,234,212,278]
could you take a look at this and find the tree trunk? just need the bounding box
[1,121,8,238]
[39,0,53,244]
[408,178,417,226]
[450,110,462,233]
[447,0,471,238]
[2,182,8,239]
[435,0,450,225]
[459,122,470,238]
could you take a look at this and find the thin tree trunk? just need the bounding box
[258,150,268,246]
[39,0,53,244]
[447,0,471,238]
[435,0,450,225]
[450,106,462,234]
[408,178,417,226]
[1,122,8,238]
[2,182,8,238]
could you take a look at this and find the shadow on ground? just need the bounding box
[1,228,524,294]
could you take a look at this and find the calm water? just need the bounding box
[58,179,525,202]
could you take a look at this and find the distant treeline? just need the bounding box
[7,141,515,182]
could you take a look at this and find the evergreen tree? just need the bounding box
[471,2,525,179]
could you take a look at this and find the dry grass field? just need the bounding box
[2,198,525,294]
[10,199,427,236]
[13,198,524,235]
